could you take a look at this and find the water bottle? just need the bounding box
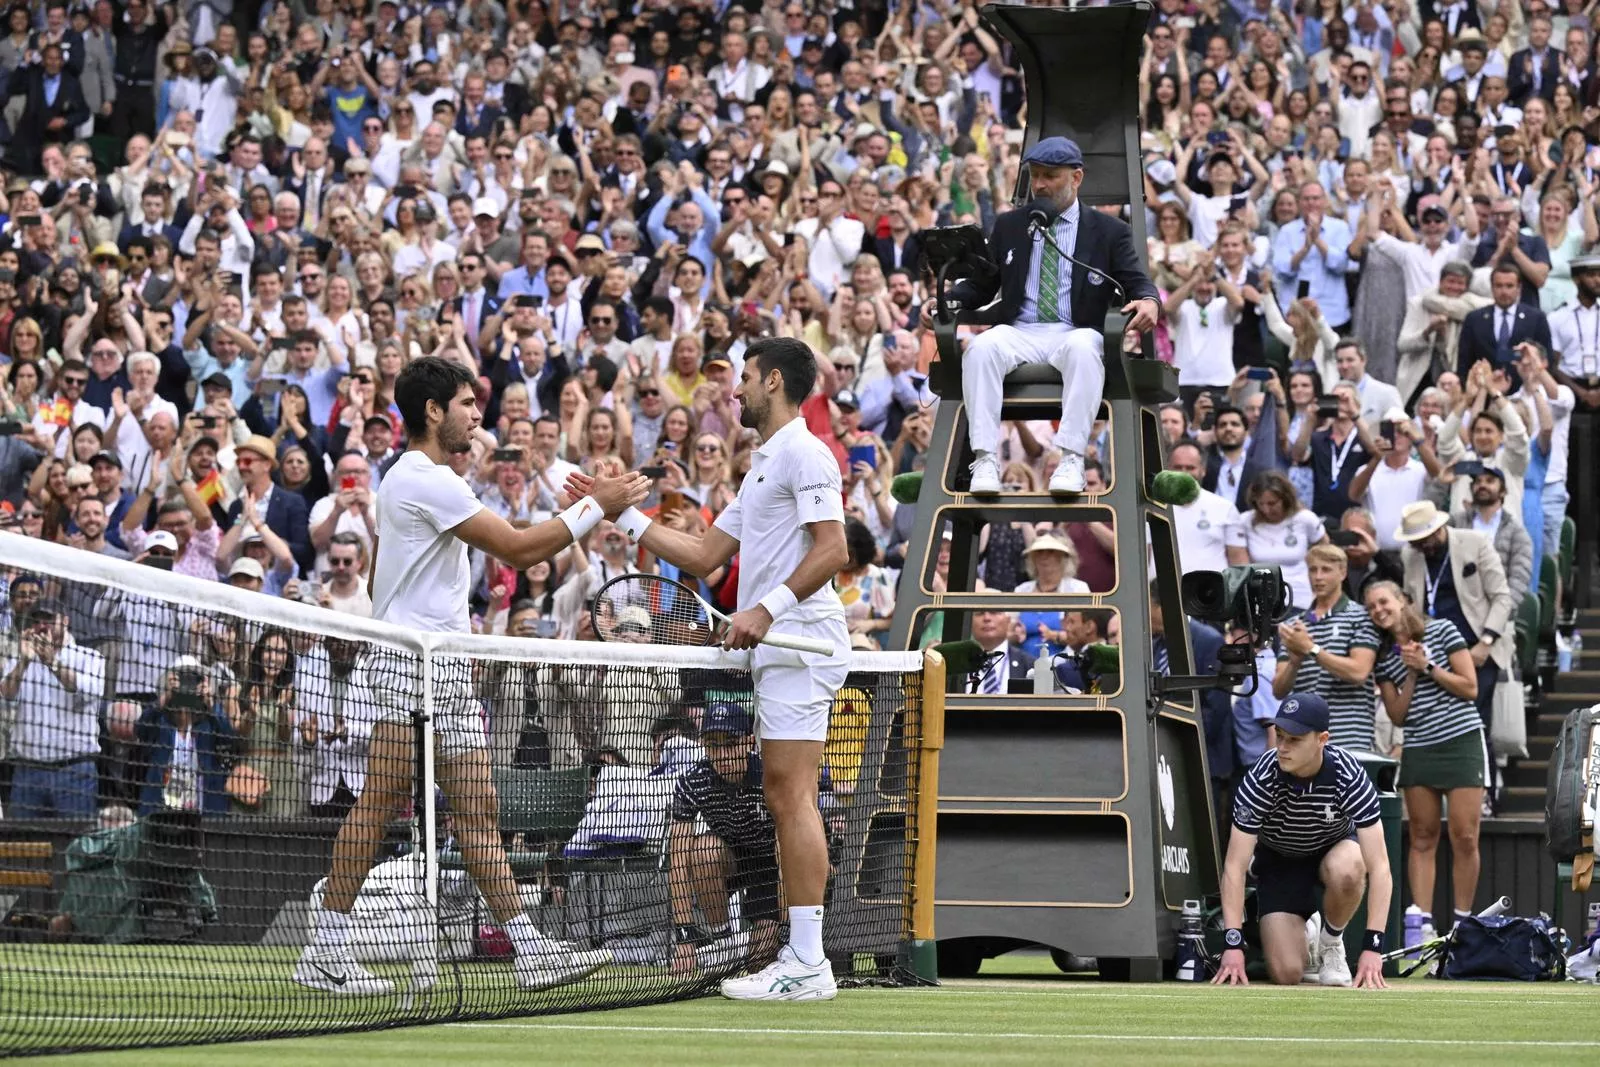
[1557,630,1573,673]
[1175,899,1206,981]
[1403,904,1424,955]
[1572,629,1585,669]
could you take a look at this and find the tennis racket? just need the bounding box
[589,573,837,656]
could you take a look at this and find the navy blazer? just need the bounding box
[453,290,503,347]
[1508,47,1562,104]
[133,705,237,818]
[948,203,1159,331]
[227,484,313,576]
[118,221,184,254]
[872,232,922,277]
[455,104,504,140]
[1457,302,1552,376]
[1155,621,1235,782]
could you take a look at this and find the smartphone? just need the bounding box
[528,295,544,308]
[302,580,323,604]
[1296,279,1311,299]
[199,415,219,428]
[1246,367,1273,381]
[1379,419,1397,442]
[340,474,358,492]
[1206,130,1230,146]
[848,444,877,470]
[1453,460,1484,477]
[660,490,685,514]
[79,186,93,205]
[639,465,666,478]
[784,233,797,247]
[491,447,521,462]
[883,334,897,352]
[661,441,677,453]
[0,420,21,436]
[16,215,40,228]
[257,374,287,393]
[1328,529,1362,548]
[1316,397,1340,420]
[143,555,175,572]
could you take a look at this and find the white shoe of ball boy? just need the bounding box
[720,945,838,1001]
[514,941,613,991]
[293,944,397,996]
[1317,932,1352,987]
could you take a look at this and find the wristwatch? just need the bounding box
[1308,643,1323,659]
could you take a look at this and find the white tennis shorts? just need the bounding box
[752,615,851,742]
[365,651,488,761]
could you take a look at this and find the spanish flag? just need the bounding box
[194,469,224,508]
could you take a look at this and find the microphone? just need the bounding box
[1026,204,1129,307]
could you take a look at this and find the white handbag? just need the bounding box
[1490,671,1528,760]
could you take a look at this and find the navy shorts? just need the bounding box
[1252,834,1355,920]
[729,848,780,922]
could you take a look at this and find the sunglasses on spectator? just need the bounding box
[62,376,88,387]
[616,148,639,157]
[696,443,723,454]
[637,388,660,398]
[590,315,614,324]
[460,262,479,271]
[495,152,515,160]
[800,196,817,204]
[329,556,359,568]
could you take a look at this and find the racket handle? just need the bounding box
[764,632,838,656]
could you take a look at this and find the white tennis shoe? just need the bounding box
[515,940,613,991]
[1317,933,1352,987]
[720,945,837,1002]
[293,944,396,996]
[968,453,1002,494]
[1049,452,1086,493]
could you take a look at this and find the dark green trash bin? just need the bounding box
[1346,753,1404,976]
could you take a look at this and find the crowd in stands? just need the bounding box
[0,0,1595,942]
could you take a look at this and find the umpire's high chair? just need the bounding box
[887,2,1222,982]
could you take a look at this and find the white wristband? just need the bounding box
[758,584,799,622]
[617,505,653,542]
[557,495,603,543]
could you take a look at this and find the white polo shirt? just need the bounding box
[1171,488,1245,573]
[372,451,484,633]
[1,642,106,762]
[713,416,846,623]
[1550,301,1600,382]
[1171,296,1238,388]
[1363,457,1429,551]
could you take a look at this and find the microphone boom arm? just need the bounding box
[1028,214,1129,308]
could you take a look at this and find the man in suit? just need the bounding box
[454,73,504,141]
[1202,405,1254,511]
[922,136,1160,493]
[225,435,313,575]
[72,3,114,137]
[872,195,921,276]
[4,43,91,176]
[117,185,182,253]
[1470,198,1550,308]
[1457,263,1553,375]
[454,249,501,359]
[481,51,529,125]
[1332,340,1403,423]
[1397,500,1517,782]
[282,137,338,230]
[966,609,1036,695]
[30,1,86,76]
[1508,14,1562,105]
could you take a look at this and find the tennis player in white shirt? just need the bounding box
[568,337,852,1001]
[295,356,650,996]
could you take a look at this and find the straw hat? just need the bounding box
[1023,534,1075,556]
[1393,501,1449,543]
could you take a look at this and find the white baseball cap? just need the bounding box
[472,197,501,219]
[228,557,266,581]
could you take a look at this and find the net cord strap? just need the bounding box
[418,640,439,992]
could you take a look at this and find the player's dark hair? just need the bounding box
[748,336,816,406]
[395,356,477,440]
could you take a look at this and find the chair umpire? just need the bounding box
[1212,693,1393,989]
[919,136,1160,494]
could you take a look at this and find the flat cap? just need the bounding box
[1022,136,1084,169]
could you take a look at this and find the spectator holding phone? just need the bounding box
[1163,250,1242,409]
[1346,410,1442,552]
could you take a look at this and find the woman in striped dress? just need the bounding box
[1365,580,1484,939]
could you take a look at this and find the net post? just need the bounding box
[412,638,440,996]
[905,649,945,983]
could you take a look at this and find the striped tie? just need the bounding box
[1037,236,1061,323]
[980,657,1002,694]
[1154,641,1170,676]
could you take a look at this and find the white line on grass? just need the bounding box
[447,1022,1593,1048]
[900,985,1594,1006]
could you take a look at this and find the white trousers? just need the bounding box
[961,323,1105,457]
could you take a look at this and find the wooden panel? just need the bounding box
[0,870,53,887]
[0,841,52,859]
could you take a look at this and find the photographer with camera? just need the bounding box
[130,655,237,817]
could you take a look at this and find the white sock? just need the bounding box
[504,913,547,958]
[788,905,825,966]
[312,907,351,948]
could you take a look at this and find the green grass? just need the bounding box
[15,950,1599,1066]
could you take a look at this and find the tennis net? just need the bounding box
[0,537,938,1057]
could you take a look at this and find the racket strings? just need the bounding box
[593,576,720,646]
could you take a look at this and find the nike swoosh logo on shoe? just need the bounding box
[313,964,348,987]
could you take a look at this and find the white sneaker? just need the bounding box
[515,940,613,991]
[697,928,751,973]
[1302,915,1323,983]
[293,943,396,996]
[720,944,837,1001]
[968,453,1002,494]
[1049,452,1085,494]
[1317,933,1352,987]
